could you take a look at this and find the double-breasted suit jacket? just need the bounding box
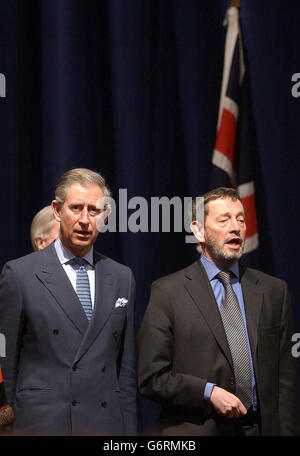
[0,243,137,435]
[138,260,300,435]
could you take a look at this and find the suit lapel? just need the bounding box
[35,243,88,336]
[73,252,116,364]
[184,261,234,372]
[240,266,263,373]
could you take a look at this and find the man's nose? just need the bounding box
[79,207,90,224]
[229,218,240,232]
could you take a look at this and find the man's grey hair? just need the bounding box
[30,205,57,251]
[54,168,111,204]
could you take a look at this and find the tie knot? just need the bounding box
[72,257,86,268]
[217,270,232,286]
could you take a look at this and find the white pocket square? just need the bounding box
[115,298,128,308]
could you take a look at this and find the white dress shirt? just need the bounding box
[54,237,95,308]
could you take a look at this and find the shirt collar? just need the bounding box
[54,237,94,267]
[200,254,239,281]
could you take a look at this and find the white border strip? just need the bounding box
[217,6,241,129]
[238,181,255,198]
[222,96,239,120]
[212,149,236,185]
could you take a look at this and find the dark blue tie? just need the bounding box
[73,257,93,321]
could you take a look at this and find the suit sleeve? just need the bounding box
[278,282,300,435]
[118,269,138,435]
[0,262,24,408]
[138,282,207,410]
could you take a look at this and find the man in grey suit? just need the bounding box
[138,187,300,436]
[0,168,137,435]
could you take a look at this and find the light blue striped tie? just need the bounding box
[74,257,93,321]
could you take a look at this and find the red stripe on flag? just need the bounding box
[215,108,237,165]
[0,366,3,383]
[242,193,258,238]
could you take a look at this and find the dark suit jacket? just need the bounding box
[0,243,137,435]
[138,261,300,435]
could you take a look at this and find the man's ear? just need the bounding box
[190,220,205,242]
[34,237,46,251]
[52,200,62,222]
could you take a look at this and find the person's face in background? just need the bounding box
[34,219,60,251]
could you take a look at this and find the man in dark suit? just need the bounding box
[138,187,300,436]
[0,168,137,435]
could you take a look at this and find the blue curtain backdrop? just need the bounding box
[0,0,299,434]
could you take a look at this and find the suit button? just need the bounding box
[102,366,106,373]
[72,400,78,406]
[229,377,235,386]
[101,401,107,408]
[113,331,118,339]
[53,329,59,335]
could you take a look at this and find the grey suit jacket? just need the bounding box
[138,261,300,435]
[0,243,137,435]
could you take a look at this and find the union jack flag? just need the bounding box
[211,5,259,263]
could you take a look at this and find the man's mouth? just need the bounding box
[225,237,242,248]
[75,231,91,237]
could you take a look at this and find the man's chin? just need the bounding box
[69,239,93,254]
[212,248,243,268]
[222,249,243,264]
